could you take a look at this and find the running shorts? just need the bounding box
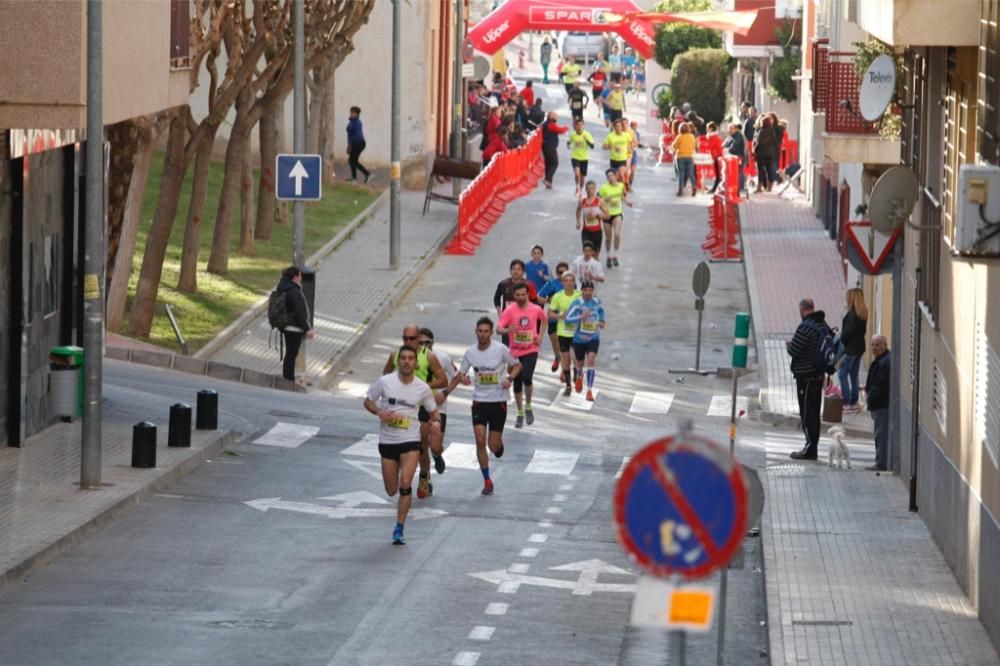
[604,213,623,226]
[610,72,622,83]
[607,108,623,122]
[513,352,538,392]
[419,407,446,430]
[379,441,421,461]
[558,336,574,353]
[630,151,638,166]
[571,159,588,176]
[547,320,558,336]
[581,229,603,252]
[610,159,628,170]
[471,401,507,432]
[572,339,601,360]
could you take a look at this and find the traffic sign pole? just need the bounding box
[669,262,712,376]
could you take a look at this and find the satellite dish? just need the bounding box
[868,166,919,233]
[472,55,491,81]
[859,54,896,121]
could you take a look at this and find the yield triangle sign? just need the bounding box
[845,221,901,274]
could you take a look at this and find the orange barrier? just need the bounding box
[702,158,743,262]
[445,130,543,256]
[780,139,798,171]
[723,155,740,204]
[658,131,676,164]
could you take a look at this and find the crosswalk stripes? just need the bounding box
[340,433,381,457]
[550,388,600,411]
[442,442,483,470]
[524,450,579,476]
[628,392,675,415]
[707,395,750,417]
[252,422,321,448]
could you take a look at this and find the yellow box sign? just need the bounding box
[668,589,714,629]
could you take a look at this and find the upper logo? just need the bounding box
[482,19,510,45]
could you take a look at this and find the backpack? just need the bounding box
[803,320,844,373]
[267,289,291,331]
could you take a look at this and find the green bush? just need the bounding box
[652,0,722,70]
[670,48,732,123]
[656,86,674,120]
[767,20,801,102]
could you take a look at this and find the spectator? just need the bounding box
[685,110,705,136]
[526,99,545,130]
[722,122,747,195]
[346,106,371,183]
[769,112,785,183]
[276,266,315,383]
[786,298,832,461]
[541,111,568,188]
[671,123,697,197]
[482,125,509,166]
[753,115,778,192]
[838,288,868,412]
[739,101,751,121]
[540,38,553,84]
[479,102,503,152]
[865,335,891,471]
[521,80,535,108]
[743,106,758,143]
[705,121,724,194]
[508,124,527,149]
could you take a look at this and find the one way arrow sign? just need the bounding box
[276,153,322,201]
[469,559,636,596]
[245,496,447,521]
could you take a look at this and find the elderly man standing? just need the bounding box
[865,335,892,471]
[787,298,832,460]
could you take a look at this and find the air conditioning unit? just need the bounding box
[956,165,1000,256]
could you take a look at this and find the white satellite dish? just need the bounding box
[868,166,918,233]
[859,54,896,121]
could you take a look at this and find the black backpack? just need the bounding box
[267,289,291,331]
[803,320,845,374]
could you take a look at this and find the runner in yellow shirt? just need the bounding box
[605,82,626,124]
[561,56,582,95]
[597,168,631,269]
[603,118,634,189]
[567,118,594,195]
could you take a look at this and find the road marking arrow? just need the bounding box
[469,559,636,595]
[289,160,309,196]
[245,497,446,521]
[316,490,389,507]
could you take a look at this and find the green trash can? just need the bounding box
[50,345,84,419]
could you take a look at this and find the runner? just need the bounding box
[587,55,608,120]
[382,325,448,499]
[628,119,644,188]
[576,180,606,256]
[609,44,623,84]
[496,283,548,428]
[603,118,632,189]
[567,81,589,125]
[561,56,582,96]
[571,241,607,284]
[419,327,455,477]
[598,168,630,268]
[536,261,570,372]
[568,118,594,195]
[525,245,551,295]
[547,273,581,396]
[605,82,626,126]
[493,259,539,346]
[563,280,606,402]
[364,344,442,544]
[445,318,521,495]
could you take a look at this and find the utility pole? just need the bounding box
[389,0,401,268]
[292,0,305,267]
[450,0,464,160]
[81,0,104,489]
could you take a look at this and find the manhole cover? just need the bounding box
[208,619,294,631]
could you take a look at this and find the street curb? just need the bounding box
[737,201,769,410]
[0,429,238,591]
[316,213,458,389]
[194,189,390,361]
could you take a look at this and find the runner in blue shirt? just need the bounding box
[537,261,570,372]
[563,280,606,401]
[525,245,551,294]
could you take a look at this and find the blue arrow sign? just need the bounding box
[275,153,322,201]
[614,434,747,580]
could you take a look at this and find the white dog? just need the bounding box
[826,425,851,469]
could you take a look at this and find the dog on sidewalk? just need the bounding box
[826,424,851,469]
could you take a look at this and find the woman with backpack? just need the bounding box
[272,266,314,383]
[838,288,868,412]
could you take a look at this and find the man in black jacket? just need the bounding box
[786,298,830,460]
[277,266,314,382]
[865,335,892,471]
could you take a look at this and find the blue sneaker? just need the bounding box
[392,524,405,545]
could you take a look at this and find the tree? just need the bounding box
[670,48,732,123]
[767,20,801,102]
[652,0,722,70]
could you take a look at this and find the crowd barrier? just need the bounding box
[444,130,544,256]
[702,155,743,262]
[744,138,799,183]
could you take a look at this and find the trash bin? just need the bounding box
[50,345,84,419]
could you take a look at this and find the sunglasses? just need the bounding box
[403,335,418,341]
[419,340,432,346]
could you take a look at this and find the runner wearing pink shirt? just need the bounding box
[496,282,548,428]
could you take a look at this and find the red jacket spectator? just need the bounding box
[708,133,724,159]
[482,132,509,165]
[521,85,535,108]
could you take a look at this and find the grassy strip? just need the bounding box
[121,151,378,352]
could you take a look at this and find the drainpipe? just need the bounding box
[909,267,922,512]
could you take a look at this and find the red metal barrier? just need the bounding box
[702,191,742,262]
[723,155,740,204]
[780,139,798,171]
[445,130,543,255]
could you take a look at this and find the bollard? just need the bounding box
[132,421,157,468]
[732,313,750,370]
[168,402,192,447]
[196,389,218,430]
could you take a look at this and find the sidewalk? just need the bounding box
[739,192,1000,665]
[0,422,234,587]
[199,189,456,388]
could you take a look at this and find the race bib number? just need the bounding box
[582,321,599,332]
[477,371,500,385]
[515,331,534,343]
[387,415,411,429]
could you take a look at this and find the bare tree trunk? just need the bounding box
[128,112,187,337]
[274,101,289,227]
[207,89,253,275]
[255,95,279,240]
[306,66,323,155]
[238,135,255,255]
[106,124,155,332]
[105,120,141,286]
[320,73,337,183]
[176,125,218,292]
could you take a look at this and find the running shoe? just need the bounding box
[613,257,620,267]
[494,441,505,459]
[606,257,613,269]
[482,479,494,495]
[434,454,446,474]
[363,172,372,184]
[575,375,584,393]
[586,390,595,402]
[426,480,434,497]
[551,358,560,372]
[392,524,405,545]
[563,385,572,397]
[417,476,429,499]
[515,414,524,429]
[525,408,534,425]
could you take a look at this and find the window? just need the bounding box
[976,323,1000,467]
[933,360,948,434]
[170,0,191,70]
[979,0,1000,164]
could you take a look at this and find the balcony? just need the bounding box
[854,0,979,47]
[812,40,901,165]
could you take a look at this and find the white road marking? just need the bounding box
[468,626,495,641]
[444,442,482,470]
[469,559,637,596]
[559,483,574,491]
[629,392,676,415]
[485,602,509,616]
[551,388,600,411]
[538,521,554,528]
[529,533,548,543]
[546,507,563,515]
[509,563,531,574]
[340,433,381,457]
[524,449,579,475]
[553,494,568,502]
[707,395,750,417]
[316,491,388,507]
[453,652,481,666]
[519,548,540,558]
[615,457,631,479]
[498,581,520,594]
[252,422,320,448]
[342,457,384,480]
[244,497,446,521]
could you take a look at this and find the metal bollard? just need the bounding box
[196,389,218,430]
[131,421,157,468]
[168,402,192,447]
